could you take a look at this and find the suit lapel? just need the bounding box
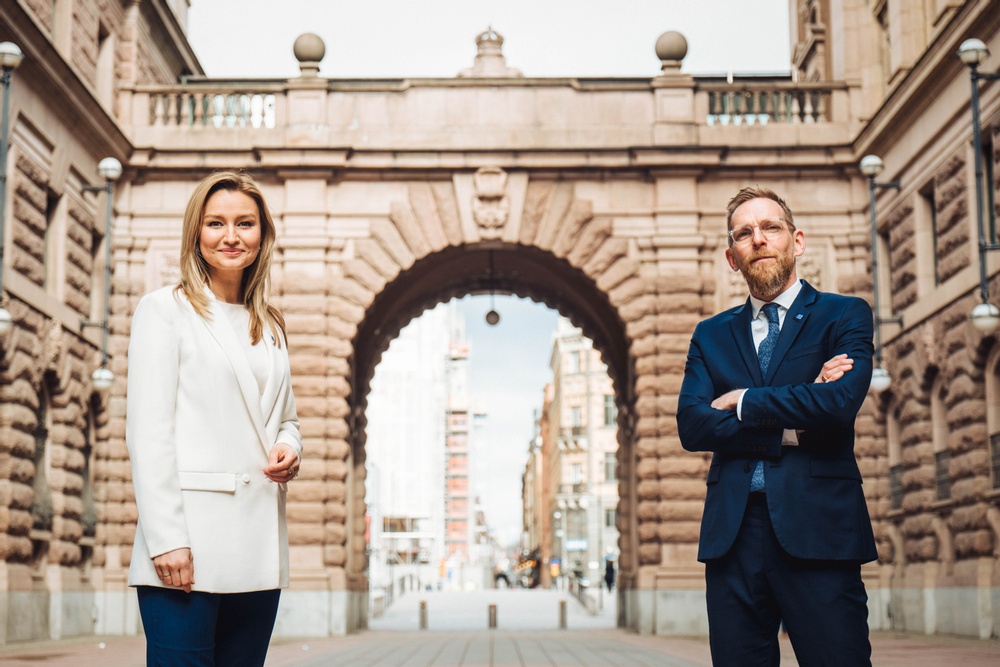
[728,299,763,386]
[761,282,817,384]
[260,326,283,426]
[199,292,271,455]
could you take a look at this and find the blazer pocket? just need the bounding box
[178,471,237,493]
[809,460,862,481]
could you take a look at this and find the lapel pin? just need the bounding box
[795,314,803,320]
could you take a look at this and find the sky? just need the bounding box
[186,0,791,80]
[183,1,793,549]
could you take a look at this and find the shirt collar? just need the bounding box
[750,279,802,319]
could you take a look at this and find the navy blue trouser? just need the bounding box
[136,586,280,667]
[705,493,871,667]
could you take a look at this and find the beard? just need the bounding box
[735,248,796,299]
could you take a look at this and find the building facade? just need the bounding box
[544,318,620,591]
[1,0,1000,643]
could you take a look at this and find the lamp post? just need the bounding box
[82,157,123,390]
[0,42,25,336]
[859,155,901,393]
[958,38,1000,333]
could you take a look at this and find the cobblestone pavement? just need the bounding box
[1,589,998,666]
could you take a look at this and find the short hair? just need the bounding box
[725,186,796,244]
[175,170,286,346]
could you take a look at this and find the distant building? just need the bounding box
[538,318,620,589]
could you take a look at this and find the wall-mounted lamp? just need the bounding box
[958,38,1000,333]
[81,157,123,390]
[0,41,25,336]
[860,154,901,393]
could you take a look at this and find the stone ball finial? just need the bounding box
[655,30,688,74]
[293,32,325,77]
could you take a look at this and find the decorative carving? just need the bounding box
[472,167,510,239]
[797,254,823,291]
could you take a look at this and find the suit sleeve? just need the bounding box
[740,297,874,432]
[125,293,190,559]
[676,321,784,457]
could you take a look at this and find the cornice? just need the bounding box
[1,2,132,161]
[853,0,1000,161]
[144,0,203,77]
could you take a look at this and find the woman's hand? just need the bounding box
[153,547,194,592]
[815,353,853,384]
[264,443,300,483]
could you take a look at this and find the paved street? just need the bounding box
[1,589,999,666]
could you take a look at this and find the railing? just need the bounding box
[129,84,283,128]
[125,78,844,133]
[698,81,841,125]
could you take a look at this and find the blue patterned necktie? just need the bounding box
[750,302,781,492]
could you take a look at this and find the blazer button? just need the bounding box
[743,464,751,473]
[241,474,251,484]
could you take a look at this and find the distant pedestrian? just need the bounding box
[604,560,615,591]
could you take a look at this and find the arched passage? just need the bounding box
[347,242,638,628]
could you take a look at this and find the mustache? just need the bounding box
[748,251,779,262]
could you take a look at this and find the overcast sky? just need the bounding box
[186,0,791,79]
[185,0,793,550]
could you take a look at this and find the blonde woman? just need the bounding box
[126,170,301,666]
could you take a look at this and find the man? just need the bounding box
[677,186,877,666]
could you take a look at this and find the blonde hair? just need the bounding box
[175,170,286,347]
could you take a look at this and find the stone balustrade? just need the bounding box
[698,80,845,126]
[122,77,847,140]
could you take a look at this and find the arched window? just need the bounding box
[986,348,1000,489]
[887,401,903,510]
[931,377,950,501]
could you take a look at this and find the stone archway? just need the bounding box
[348,242,638,626]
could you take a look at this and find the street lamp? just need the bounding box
[81,157,123,390]
[0,41,25,336]
[859,155,901,392]
[958,38,1000,333]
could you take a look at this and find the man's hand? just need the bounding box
[815,353,853,384]
[711,389,744,411]
[153,547,194,592]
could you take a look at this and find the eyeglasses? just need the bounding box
[728,219,791,246]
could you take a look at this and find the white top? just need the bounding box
[216,301,269,395]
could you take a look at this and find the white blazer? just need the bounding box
[126,285,302,593]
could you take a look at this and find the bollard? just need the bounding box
[559,599,567,629]
[419,600,427,630]
[488,603,497,629]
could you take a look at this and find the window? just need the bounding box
[987,350,1000,488]
[603,395,617,427]
[96,22,115,109]
[570,463,583,485]
[604,453,617,482]
[31,388,53,532]
[888,403,903,510]
[570,406,582,428]
[917,183,939,291]
[604,508,617,528]
[43,190,64,295]
[982,131,997,244]
[931,379,950,501]
[567,351,580,374]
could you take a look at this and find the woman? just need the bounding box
[126,170,301,666]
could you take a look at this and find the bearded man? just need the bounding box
[677,186,877,666]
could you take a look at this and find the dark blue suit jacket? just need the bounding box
[677,281,878,564]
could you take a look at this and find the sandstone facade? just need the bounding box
[0,0,999,643]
